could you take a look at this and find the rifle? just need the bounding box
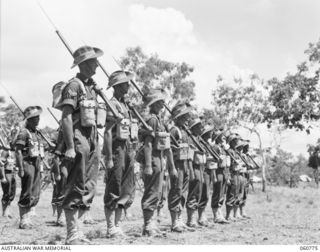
[38,2,152,132]
[235,149,251,168]
[245,153,260,170]
[111,57,219,160]
[47,107,60,125]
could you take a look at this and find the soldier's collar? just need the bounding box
[76,73,89,84]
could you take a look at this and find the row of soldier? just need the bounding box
[0,45,258,245]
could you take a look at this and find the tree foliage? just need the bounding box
[119,46,196,106]
[267,149,310,187]
[206,74,270,131]
[266,39,320,133]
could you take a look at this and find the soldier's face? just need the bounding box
[116,82,130,96]
[176,113,190,126]
[82,58,99,78]
[151,100,165,113]
[192,124,203,136]
[28,116,40,128]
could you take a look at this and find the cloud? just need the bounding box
[126,4,255,108]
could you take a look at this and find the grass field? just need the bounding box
[1,172,319,245]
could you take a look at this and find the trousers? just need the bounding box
[104,141,136,210]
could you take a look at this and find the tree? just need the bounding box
[267,149,309,188]
[0,103,24,142]
[266,39,320,134]
[207,74,272,191]
[119,46,196,109]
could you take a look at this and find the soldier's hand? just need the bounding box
[0,177,7,183]
[226,178,231,185]
[169,168,178,179]
[212,176,217,184]
[106,159,114,169]
[65,148,76,162]
[18,168,24,178]
[144,164,153,176]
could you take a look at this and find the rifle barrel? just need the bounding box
[47,107,60,124]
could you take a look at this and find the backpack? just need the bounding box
[52,78,86,111]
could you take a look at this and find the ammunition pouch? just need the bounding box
[130,119,139,141]
[206,158,218,170]
[80,99,96,127]
[175,143,194,161]
[219,154,231,168]
[194,151,206,165]
[154,132,170,151]
[28,142,45,158]
[116,118,130,140]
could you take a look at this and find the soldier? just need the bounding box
[140,89,177,236]
[168,101,193,232]
[187,118,209,227]
[238,139,252,219]
[0,146,16,218]
[103,70,137,238]
[210,129,230,224]
[58,45,103,244]
[224,133,242,222]
[15,106,45,229]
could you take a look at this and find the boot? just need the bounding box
[233,205,243,220]
[212,207,218,221]
[225,205,235,222]
[82,209,97,225]
[19,207,32,229]
[170,211,183,233]
[240,205,250,219]
[2,203,13,219]
[186,208,198,228]
[198,208,208,227]
[104,208,118,238]
[55,206,65,226]
[215,207,229,224]
[115,208,126,236]
[179,210,195,231]
[64,209,80,245]
[142,210,157,236]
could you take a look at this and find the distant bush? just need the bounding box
[265,148,313,187]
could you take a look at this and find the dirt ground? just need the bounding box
[1,172,319,245]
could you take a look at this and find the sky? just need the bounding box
[1,0,320,157]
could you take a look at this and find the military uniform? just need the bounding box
[141,114,168,235]
[58,45,103,244]
[139,88,173,236]
[209,130,230,223]
[186,118,207,227]
[238,140,253,219]
[59,74,100,210]
[103,96,136,210]
[225,134,242,221]
[103,71,137,237]
[15,109,45,229]
[168,102,193,232]
[0,149,16,218]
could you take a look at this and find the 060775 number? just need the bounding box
[300,246,318,251]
